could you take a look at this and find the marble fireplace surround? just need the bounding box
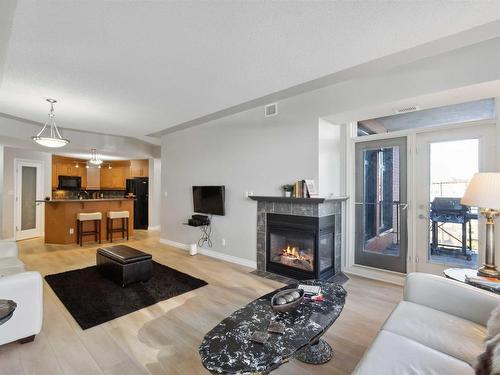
[249,196,348,280]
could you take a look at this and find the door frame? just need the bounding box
[413,122,496,275]
[354,136,408,273]
[14,159,44,240]
[346,119,497,280]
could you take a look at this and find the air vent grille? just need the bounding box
[395,105,420,114]
[264,103,278,118]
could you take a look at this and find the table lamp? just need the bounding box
[461,173,500,278]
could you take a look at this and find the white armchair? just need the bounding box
[0,241,43,345]
[0,272,43,345]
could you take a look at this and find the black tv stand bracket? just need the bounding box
[183,214,212,247]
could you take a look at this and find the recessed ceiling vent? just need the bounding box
[264,103,278,118]
[395,105,420,114]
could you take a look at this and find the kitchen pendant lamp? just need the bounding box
[32,99,69,148]
[89,148,103,165]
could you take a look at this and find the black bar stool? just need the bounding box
[107,211,129,242]
[76,212,102,246]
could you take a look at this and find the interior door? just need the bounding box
[15,160,43,240]
[355,137,407,273]
[415,124,496,274]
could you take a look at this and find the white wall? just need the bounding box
[161,37,500,265]
[2,147,52,239]
[319,118,344,196]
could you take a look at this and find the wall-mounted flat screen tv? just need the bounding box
[192,186,225,216]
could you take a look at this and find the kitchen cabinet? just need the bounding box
[130,160,149,178]
[100,161,130,189]
[52,155,87,189]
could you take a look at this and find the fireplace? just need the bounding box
[266,213,335,280]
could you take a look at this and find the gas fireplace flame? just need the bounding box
[282,245,304,260]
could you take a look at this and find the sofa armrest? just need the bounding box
[404,272,500,326]
[0,272,43,346]
[0,241,18,258]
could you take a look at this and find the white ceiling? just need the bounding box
[1,1,500,138]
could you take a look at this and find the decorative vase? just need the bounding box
[284,191,292,197]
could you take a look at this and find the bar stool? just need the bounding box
[76,212,102,246]
[107,211,129,242]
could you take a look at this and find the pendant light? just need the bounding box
[89,148,103,165]
[32,99,70,148]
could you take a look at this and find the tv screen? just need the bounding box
[192,186,225,216]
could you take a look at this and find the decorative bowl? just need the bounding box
[271,288,304,313]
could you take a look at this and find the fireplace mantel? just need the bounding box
[249,196,348,204]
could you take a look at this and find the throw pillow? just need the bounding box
[475,306,500,375]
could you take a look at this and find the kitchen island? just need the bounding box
[39,198,134,244]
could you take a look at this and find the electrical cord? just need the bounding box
[198,215,213,248]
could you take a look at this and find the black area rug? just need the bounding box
[45,261,207,330]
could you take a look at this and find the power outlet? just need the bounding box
[69,228,74,235]
[221,238,226,247]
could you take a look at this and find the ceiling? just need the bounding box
[1,1,500,138]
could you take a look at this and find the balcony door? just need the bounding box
[355,137,407,273]
[415,124,496,275]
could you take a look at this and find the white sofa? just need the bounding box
[353,272,500,375]
[0,241,43,346]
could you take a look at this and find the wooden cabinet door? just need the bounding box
[130,160,149,177]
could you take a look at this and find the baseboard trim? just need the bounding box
[148,225,160,231]
[344,264,405,286]
[159,238,189,250]
[159,238,256,269]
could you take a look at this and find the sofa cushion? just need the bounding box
[353,330,474,375]
[0,257,26,277]
[383,301,486,366]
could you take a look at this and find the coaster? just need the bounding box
[250,331,269,344]
[267,321,285,334]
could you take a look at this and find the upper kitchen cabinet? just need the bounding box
[100,160,131,189]
[130,160,149,178]
[52,155,87,189]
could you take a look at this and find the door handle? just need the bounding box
[418,214,429,220]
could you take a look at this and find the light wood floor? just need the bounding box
[0,231,403,375]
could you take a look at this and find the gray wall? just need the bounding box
[161,104,320,263]
[148,158,161,229]
[160,37,500,265]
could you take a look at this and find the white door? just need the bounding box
[15,160,43,240]
[414,123,496,274]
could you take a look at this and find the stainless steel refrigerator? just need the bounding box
[126,177,149,229]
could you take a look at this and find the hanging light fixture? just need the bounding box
[89,148,103,165]
[32,99,69,148]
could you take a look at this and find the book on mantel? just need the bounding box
[292,179,318,198]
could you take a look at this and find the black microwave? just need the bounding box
[58,175,81,190]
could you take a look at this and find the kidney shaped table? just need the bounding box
[199,280,346,374]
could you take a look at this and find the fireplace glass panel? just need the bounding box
[319,233,334,272]
[269,231,314,272]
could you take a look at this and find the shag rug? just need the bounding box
[45,261,207,330]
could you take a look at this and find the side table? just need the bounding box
[444,268,500,294]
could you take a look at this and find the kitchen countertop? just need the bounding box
[36,198,134,203]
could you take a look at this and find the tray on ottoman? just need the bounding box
[96,245,152,287]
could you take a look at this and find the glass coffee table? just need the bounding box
[0,299,17,325]
[199,280,347,374]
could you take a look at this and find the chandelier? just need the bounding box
[32,99,70,148]
[89,148,103,165]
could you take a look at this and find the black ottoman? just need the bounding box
[96,245,152,287]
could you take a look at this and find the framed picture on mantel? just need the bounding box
[304,179,318,198]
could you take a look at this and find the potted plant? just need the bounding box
[282,184,294,197]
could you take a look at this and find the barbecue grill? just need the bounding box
[429,197,477,260]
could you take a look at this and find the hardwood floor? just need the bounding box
[0,231,403,375]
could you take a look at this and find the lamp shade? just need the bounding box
[461,173,500,209]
